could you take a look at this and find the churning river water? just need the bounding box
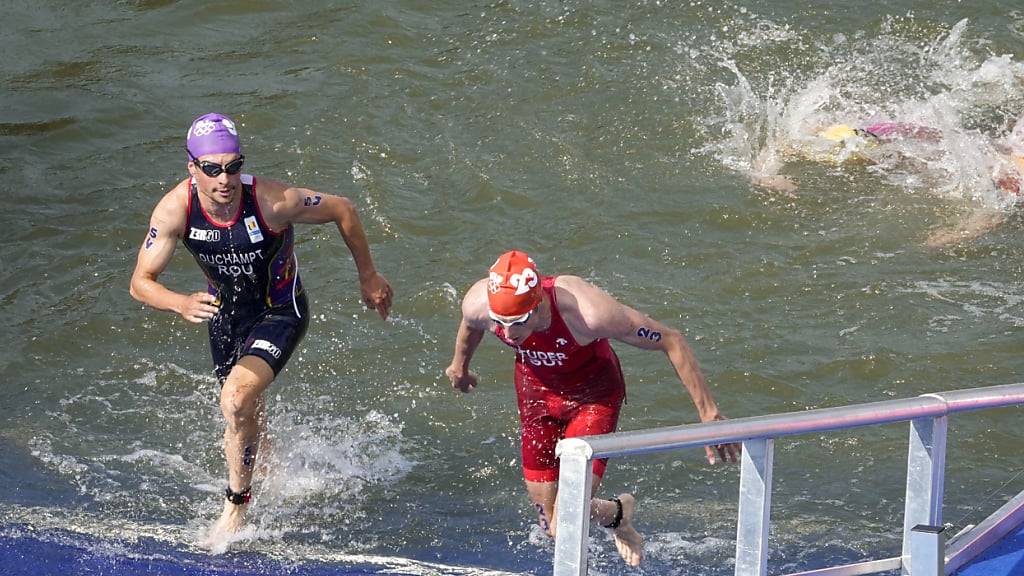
[1,2,1023,575]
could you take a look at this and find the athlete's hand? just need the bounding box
[360,271,393,320]
[751,173,798,195]
[446,365,478,393]
[179,292,219,323]
[701,413,741,465]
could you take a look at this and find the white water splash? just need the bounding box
[695,16,1024,209]
[28,359,416,554]
[901,279,1024,327]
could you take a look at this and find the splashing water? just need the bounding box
[16,359,414,557]
[246,409,413,532]
[194,405,414,554]
[695,16,1024,209]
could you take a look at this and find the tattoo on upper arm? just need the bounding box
[144,227,158,249]
[303,195,322,207]
[637,327,662,342]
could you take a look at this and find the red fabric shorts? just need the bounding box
[515,358,625,483]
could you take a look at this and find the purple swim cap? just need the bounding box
[186,113,241,158]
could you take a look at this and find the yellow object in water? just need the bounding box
[1013,154,1024,174]
[820,124,858,142]
[794,124,876,164]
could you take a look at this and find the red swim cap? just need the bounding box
[487,251,542,317]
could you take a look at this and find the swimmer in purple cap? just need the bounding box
[186,112,242,158]
[130,113,394,550]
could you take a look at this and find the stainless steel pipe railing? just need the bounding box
[553,383,1024,576]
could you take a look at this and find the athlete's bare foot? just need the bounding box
[200,500,247,552]
[611,494,643,567]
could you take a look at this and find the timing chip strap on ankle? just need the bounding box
[225,486,252,505]
[604,497,623,529]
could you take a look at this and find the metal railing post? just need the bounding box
[909,525,945,576]
[901,416,947,575]
[735,438,775,576]
[553,438,595,576]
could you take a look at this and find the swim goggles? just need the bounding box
[187,148,245,177]
[488,309,533,328]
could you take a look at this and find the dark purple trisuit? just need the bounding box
[182,174,308,380]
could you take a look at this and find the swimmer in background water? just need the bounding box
[749,117,1023,247]
[751,121,944,192]
[926,116,1024,247]
[748,121,933,194]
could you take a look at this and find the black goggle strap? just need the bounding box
[854,128,880,140]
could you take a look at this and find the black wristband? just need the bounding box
[225,486,252,506]
[604,497,623,529]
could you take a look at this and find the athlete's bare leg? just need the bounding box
[201,355,275,550]
[253,396,273,483]
[926,209,1006,248]
[606,494,641,567]
[525,476,643,567]
[526,480,559,536]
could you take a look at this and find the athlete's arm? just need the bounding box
[262,180,393,319]
[446,280,491,393]
[561,276,739,464]
[129,186,219,323]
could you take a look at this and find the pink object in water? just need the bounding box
[863,122,943,141]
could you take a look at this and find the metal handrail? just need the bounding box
[552,383,1024,576]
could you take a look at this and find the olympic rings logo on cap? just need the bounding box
[191,120,217,137]
[189,118,239,139]
[488,272,503,294]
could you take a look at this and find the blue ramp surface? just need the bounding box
[956,521,1024,576]
[0,524,520,576]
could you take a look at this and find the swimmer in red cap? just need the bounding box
[446,250,738,567]
[130,113,393,549]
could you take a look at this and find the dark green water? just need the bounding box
[1,2,1022,574]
